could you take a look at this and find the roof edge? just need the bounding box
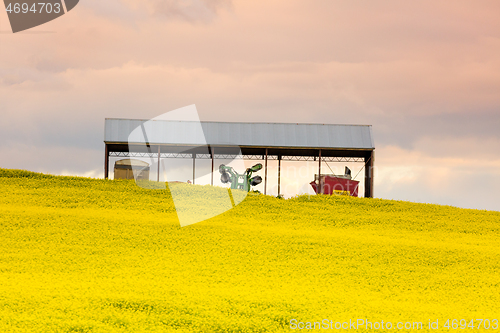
[104,118,373,127]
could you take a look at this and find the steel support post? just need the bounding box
[364,150,375,198]
[210,147,214,186]
[104,144,109,179]
[264,148,268,195]
[157,145,161,182]
[192,154,196,184]
[277,155,281,196]
[318,149,322,194]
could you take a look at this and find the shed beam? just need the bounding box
[104,144,109,179]
[192,153,196,184]
[364,150,374,198]
[210,146,214,186]
[277,155,282,196]
[318,149,322,194]
[157,145,161,182]
[264,148,268,195]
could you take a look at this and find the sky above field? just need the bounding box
[1,0,499,211]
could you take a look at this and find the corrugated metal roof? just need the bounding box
[104,119,374,150]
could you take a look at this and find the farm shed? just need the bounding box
[104,119,375,197]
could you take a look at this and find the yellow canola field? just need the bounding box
[0,169,499,332]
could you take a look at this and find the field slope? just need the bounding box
[0,169,499,332]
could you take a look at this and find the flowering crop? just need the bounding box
[0,169,499,332]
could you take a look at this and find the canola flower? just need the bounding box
[0,168,499,332]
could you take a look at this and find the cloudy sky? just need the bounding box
[1,0,499,211]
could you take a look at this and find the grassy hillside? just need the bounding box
[0,169,499,332]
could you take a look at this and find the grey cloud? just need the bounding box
[0,144,103,177]
[0,68,41,86]
[33,57,69,73]
[370,111,500,151]
[377,167,500,212]
[84,0,139,22]
[2,75,26,86]
[79,0,231,25]
[1,0,500,212]
[146,0,232,23]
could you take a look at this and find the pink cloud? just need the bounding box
[1,0,499,210]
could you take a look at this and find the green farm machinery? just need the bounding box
[219,163,263,192]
